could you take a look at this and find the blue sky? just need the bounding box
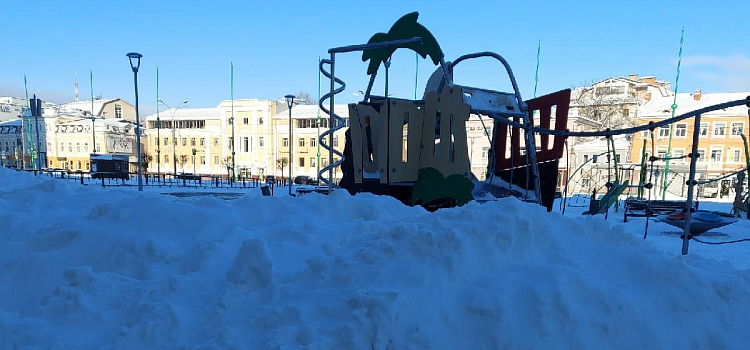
[2,0,748,112]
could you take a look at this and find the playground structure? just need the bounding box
[317,12,569,211]
[313,12,750,254]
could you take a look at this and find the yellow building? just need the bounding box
[631,90,748,184]
[144,107,223,175]
[272,104,348,181]
[219,99,279,178]
[47,116,139,172]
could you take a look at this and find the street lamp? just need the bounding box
[158,99,188,177]
[127,52,143,192]
[285,94,295,195]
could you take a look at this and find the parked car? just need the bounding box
[265,175,276,184]
[294,175,314,185]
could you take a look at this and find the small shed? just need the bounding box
[90,154,130,179]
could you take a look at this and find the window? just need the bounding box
[310,157,315,167]
[699,123,708,137]
[243,117,249,125]
[581,178,590,187]
[214,137,219,146]
[710,148,723,162]
[200,138,205,146]
[200,156,205,165]
[333,136,339,147]
[299,138,305,147]
[228,137,233,149]
[642,130,652,139]
[583,154,589,163]
[282,138,289,147]
[299,157,305,167]
[730,149,742,162]
[243,137,249,152]
[697,149,706,162]
[191,137,196,146]
[259,117,264,125]
[96,143,100,152]
[310,137,316,148]
[84,143,89,152]
[259,137,264,147]
[115,104,122,119]
[675,124,687,138]
[658,127,670,138]
[713,122,726,137]
[482,147,490,159]
[76,143,80,153]
[85,161,90,170]
[214,156,219,165]
[673,150,685,163]
[182,138,187,146]
[731,122,744,136]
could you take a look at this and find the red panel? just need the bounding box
[494,89,571,171]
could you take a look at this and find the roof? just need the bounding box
[58,99,121,116]
[638,92,750,119]
[0,119,22,127]
[144,107,221,121]
[272,104,349,120]
[572,135,630,152]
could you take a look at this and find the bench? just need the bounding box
[623,198,699,222]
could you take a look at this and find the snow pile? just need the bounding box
[2,166,750,349]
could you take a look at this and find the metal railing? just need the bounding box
[497,96,750,255]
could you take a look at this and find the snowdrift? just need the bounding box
[1,167,750,349]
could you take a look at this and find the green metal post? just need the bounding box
[662,28,684,199]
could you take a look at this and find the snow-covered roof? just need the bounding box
[638,92,750,119]
[272,104,349,120]
[572,135,630,152]
[144,107,221,121]
[58,99,121,116]
[0,119,22,127]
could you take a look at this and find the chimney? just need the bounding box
[694,88,702,101]
[628,74,638,81]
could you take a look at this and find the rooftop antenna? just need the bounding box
[74,71,79,102]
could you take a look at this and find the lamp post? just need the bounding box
[158,99,188,178]
[127,52,143,191]
[285,94,295,195]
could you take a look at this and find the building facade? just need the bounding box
[144,107,224,175]
[272,104,348,181]
[630,90,749,196]
[0,120,22,167]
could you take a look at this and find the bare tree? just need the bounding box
[570,86,635,130]
[178,154,189,174]
[295,91,317,105]
[141,151,152,173]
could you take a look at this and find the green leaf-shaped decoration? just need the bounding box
[362,12,443,75]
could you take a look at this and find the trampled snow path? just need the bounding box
[2,167,750,349]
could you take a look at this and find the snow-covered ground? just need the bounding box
[2,167,750,349]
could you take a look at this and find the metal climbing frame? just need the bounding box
[498,96,750,255]
[318,37,424,193]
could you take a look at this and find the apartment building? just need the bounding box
[0,120,22,167]
[272,104,348,180]
[218,99,280,178]
[630,90,749,184]
[144,107,224,175]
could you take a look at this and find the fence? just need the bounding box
[16,169,298,190]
